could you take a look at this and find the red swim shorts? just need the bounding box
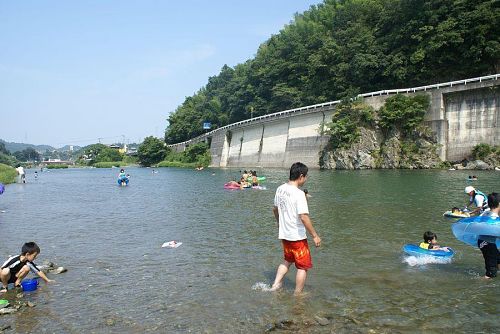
[282,239,312,270]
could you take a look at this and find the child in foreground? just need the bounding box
[419,231,450,251]
[0,242,54,292]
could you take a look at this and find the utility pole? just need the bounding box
[98,137,102,144]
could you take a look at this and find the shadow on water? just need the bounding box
[0,167,498,333]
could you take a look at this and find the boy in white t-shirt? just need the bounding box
[270,162,321,295]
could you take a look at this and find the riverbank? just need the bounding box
[157,161,198,168]
[0,163,17,184]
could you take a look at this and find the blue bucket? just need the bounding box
[20,279,38,292]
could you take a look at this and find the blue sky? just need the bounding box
[0,0,321,147]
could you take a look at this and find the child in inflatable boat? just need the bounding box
[419,231,451,252]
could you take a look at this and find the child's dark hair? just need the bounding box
[290,162,308,181]
[423,231,437,243]
[487,192,499,209]
[21,242,40,255]
[452,207,460,211]
[304,189,309,195]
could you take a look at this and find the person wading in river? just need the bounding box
[270,162,321,295]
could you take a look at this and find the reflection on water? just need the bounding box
[0,167,498,333]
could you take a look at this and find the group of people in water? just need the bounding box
[1,164,498,301]
[226,170,261,189]
[437,186,500,278]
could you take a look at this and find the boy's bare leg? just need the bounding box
[294,269,307,295]
[270,261,291,291]
[13,265,30,287]
[0,268,10,291]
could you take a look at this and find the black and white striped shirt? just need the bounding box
[1,255,40,276]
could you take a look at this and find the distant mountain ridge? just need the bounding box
[0,139,80,153]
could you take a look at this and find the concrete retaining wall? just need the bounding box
[168,74,499,168]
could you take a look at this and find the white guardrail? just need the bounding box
[168,73,500,147]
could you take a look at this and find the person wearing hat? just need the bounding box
[465,186,488,215]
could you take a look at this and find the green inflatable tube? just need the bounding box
[247,176,266,182]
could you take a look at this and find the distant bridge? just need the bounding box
[168,74,500,168]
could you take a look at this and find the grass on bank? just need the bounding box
[91,157,139,168]
[0,163,17,184]
[46,164,69,169]
[93,161,126,168]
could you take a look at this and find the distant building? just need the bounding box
[126,147,138,156]
[108,143,128,154]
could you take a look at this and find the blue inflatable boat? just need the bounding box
[402,244,455,258]
[117,177,129,186]
[451,215,500,248]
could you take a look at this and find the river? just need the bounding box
[0,167,498,333]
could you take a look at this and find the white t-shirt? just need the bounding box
[274,183,309,241]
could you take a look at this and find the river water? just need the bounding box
[0,167,498,333]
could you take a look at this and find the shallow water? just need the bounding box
[0,167,498,333]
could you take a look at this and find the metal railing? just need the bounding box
[168,73,499,148]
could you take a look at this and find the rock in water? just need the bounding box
[314,315,330,326]
[53,267,67,274]
[0,308,17,315]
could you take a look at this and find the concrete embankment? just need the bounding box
[169,74,500,168]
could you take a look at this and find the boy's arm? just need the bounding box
[273,206,279,227]
[300,214,321,247]
[429,245,449,251]
[36,270,55,283]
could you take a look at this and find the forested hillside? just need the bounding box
[165,0,499,144]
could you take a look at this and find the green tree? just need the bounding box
[164,0,499,143]
[325,99,375,149]
[378,94,430,134]
[182,142,209,163]
[75,144,124,164]
[471,143,497,160]
[0,142,10,155]
[0,153,17,167]
[14,147,41,162]
[137,136,167,166]
[94,147,123,163]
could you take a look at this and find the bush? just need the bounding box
[160,142,211,167]
[0,163,17,184]
[137,136,167,166]
[471,143,493,160]
[122,156,139,164]
[183,142,210,164]
[0,152,18,167]
[46,164,69,169]
[379,94,430,135]
[324,100,375,149]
